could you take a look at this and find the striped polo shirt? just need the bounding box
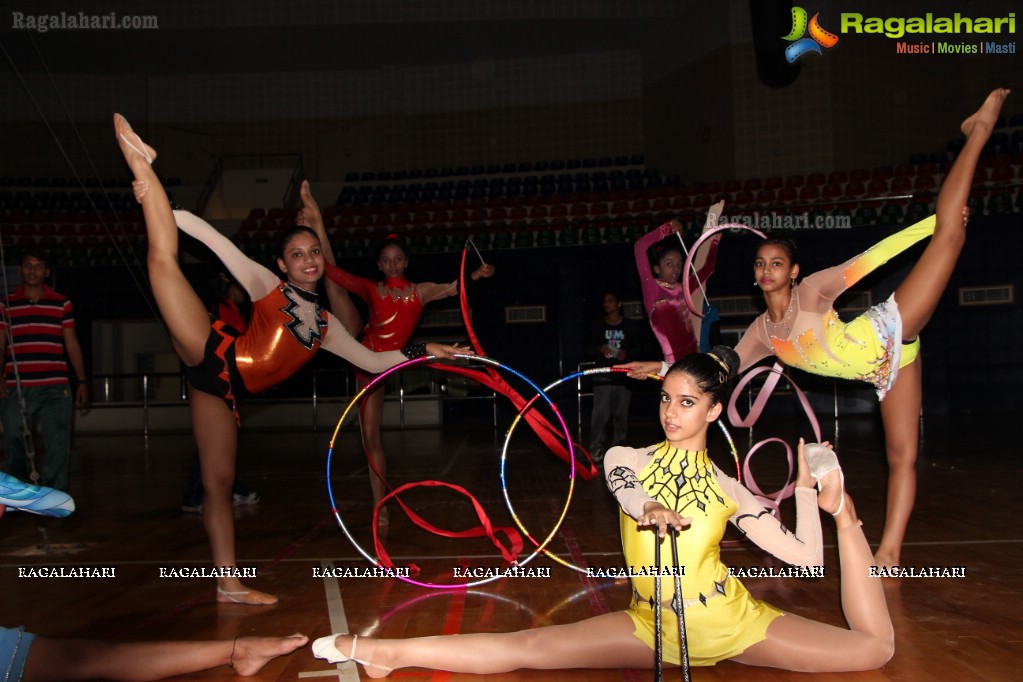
[0,285,75,387]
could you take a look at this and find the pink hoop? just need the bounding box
[682,223,767,317]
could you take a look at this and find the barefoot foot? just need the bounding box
[114,113,157,166]
[872,550,900,573]
[217,584,278,605]
[231,633,308,676]
[960,88,1011,137]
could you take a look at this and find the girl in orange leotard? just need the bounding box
[115,117,462,605]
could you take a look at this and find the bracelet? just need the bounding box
[401,342,428,359]
[229,636,238,668]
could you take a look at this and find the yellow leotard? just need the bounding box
[606,442,823,666]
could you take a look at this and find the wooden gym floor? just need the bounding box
[1,409,1021,681]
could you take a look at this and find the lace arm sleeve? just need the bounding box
[320,312,407,373]
[718,468,823,567]
[735,323,773,373]
[173,210,278,300]
[604,446,656,520]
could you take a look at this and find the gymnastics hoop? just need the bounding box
[325,353,577,590]
[681,223,768,317]
[500,366,740,576]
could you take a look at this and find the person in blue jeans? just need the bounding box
[0,249,89,491]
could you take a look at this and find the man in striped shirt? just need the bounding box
[0,250,89,491]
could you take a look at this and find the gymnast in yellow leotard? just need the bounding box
[736,89,1010,569]
[311,348,896,676]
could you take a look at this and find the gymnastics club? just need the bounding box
[654,529,664,682]
[670,527,691,682]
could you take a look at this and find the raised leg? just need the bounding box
[874,357,922,568]
[732,493,894,672]
[23,633,308,681]
[321,611,655,678]
[114,114,211,364]
[190,389,275,604]
[894,88,1009,338]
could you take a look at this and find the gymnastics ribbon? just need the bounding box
[682,223,768,317]
[455,245,599,480]
[727,362,823,515]
[373,479,524,574]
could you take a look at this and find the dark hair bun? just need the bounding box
[707,345,739,382]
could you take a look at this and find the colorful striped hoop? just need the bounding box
[326,353,576,589]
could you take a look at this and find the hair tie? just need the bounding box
[706,352,731,377]
[385,233,399,240]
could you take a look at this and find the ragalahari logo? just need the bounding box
[783,7,839,62]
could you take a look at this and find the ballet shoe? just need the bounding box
[312,634,392,674]
[804,442,845,515]
[216,585,278,605]
[114,113,157,164]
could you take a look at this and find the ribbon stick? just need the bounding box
[654,530,664,682]
[670,528,691,682]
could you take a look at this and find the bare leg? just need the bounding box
[894,88,1009,337]
[23,634,307,681]
[323,612,656,678]
[875,358,922,568]
[114,115,210,364]
[190,390,275,605]
[358,380,388,520]
[733,491,894,672]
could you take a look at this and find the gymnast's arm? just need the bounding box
[717,467,823,568]
[323,262,376,303]
[173,210,279,301]
[320,313,407,373]
[734,322,774,373]
[320,315,466,371]
[604,445,690,537]
[634,221,679,310]
[418,264,496,305]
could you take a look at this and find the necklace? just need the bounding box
[763,288,797,338]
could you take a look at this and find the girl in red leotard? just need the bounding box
[298,187,493,520]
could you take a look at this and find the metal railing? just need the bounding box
[85,365,500,438]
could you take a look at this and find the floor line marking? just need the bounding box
[314,558,358,681]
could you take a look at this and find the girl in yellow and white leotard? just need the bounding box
[737,89,1010,569]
